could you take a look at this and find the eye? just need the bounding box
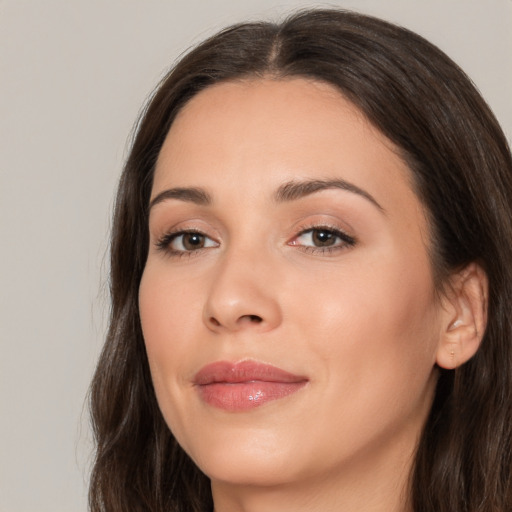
[290,227,356,252]
[156,230,218,254]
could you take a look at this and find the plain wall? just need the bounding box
[1,1,510,511]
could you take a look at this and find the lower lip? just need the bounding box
[197,381,307,411]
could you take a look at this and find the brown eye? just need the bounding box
[182,233,206,250]
[290,226,356,253]
[311,229,337,247]
[158,231,218,254]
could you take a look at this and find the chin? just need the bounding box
[180,424,304,487]
[199,454,298,487]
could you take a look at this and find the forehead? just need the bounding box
[153,77,422,218]
[158,79,405,181]
[157,78,380,178]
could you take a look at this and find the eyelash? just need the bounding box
[290,224,356,255]
[154,225,356,258]
[155,228,217,259]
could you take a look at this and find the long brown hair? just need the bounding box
[89,9,512,511]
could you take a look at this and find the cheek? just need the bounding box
[138,264,203,411]
[290,248,440,410]
[139,260,203,347]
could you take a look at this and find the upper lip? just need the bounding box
[194,360,308,385]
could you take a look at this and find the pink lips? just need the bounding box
[194,360,308,411]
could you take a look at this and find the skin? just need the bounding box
[138,78,484,512]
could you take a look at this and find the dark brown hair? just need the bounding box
[89,9,512,512]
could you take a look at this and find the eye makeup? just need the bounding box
[153,221,356,260]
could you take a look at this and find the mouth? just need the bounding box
[193,360,308,411]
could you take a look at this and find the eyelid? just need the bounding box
[288,223,356,253]
[155,227,219,256]
[151,218,356,259]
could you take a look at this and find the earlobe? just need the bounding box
[436,263,488,370]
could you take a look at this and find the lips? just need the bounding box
[194,360,308,411]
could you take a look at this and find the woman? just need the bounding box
[89,9,512,512]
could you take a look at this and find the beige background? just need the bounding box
[1,1,510,511]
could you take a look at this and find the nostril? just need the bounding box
[207,314,263,329]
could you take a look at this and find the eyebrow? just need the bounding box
[149,187,212,210]
[149,178,384,213]
[274,178,384,212]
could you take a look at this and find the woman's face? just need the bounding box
[139,78,445,489]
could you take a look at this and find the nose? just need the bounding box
[203,250,283,334]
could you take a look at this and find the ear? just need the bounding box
[436,263,488,370]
